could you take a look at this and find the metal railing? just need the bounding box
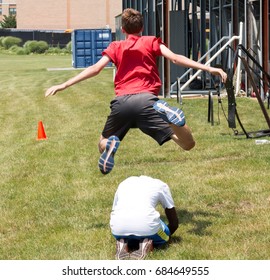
[170,22,243,104]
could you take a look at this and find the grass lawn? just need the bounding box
[0,53,270,260]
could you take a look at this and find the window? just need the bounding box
[9,7,16,15]
[0,8,2,15]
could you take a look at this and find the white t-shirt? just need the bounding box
[110,176,175,236]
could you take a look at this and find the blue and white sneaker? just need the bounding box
[98,135,120,174]
[153,100,186,127]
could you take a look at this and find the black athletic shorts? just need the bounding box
[101,93,174,145]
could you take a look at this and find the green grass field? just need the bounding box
[0,53,270,260]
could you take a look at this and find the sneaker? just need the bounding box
[98,135,120,174]
[115,239,130,260]
[153,100,185,127]
[129,238,153,260]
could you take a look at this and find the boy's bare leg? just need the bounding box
[170,123,195,151]
[99,124,195,153]
[98,136,107,153]
[153,100,195,151]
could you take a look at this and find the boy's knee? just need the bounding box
[170,133,195,151]
[182,140,195,151]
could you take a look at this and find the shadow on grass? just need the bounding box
[177,209,220,236]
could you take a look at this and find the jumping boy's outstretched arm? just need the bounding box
[160,44,227,83]
[45,55,111,97]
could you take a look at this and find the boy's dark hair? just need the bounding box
[122,8,143,34]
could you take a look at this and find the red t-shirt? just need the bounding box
[102,35,163,96]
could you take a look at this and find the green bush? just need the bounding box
[8,45,19,53]
[36,41,49,53]
[0,39,71,55]
[66,41,72,53]
[7,45,26,55]
[45,45,71,55]
[45,47,62,54]
[2,36,22,49]
[23,40,49,54]
[16,46,26,55]
[0,14,16,28]
[23,40,35,54]
[0,36,5,47]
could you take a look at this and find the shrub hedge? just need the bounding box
[0,36,71,55]
[2,36,22,49]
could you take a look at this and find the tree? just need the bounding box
[0,14,17,28]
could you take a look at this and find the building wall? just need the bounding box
[16,0,122,32]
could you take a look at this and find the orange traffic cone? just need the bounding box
[37,121,47,140]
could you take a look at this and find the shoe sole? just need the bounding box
[153,100,185,127]
[116,239,130,260]
[129,239,153,260]
[98,136,120,174]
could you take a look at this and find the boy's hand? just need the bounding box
[45,84,66,97]
[209,67,227,83]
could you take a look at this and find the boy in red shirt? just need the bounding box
[45,8,227,175]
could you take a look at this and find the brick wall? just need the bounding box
[16,0,122,32]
